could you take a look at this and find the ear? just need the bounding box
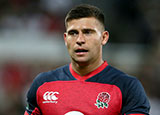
[64,32,67,46]
[101,31,109,45]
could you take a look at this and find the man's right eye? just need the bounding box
[68,30,78,36]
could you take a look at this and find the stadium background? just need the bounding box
[0,0,160,114]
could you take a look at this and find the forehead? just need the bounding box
[66,17,103,31]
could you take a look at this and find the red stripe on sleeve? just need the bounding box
[31,107,41,115]
[24,111,29,115]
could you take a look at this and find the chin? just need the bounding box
[74,58,89,64]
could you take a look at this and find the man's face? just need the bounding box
[64,17,109,64]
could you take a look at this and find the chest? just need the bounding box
[37,81,122,115]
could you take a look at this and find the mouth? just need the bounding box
[75,49,88,53]
[75,49,88,55]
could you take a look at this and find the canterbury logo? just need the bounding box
[42,91,59,104]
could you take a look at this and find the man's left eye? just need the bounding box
[83,30,94,35]
[85,31,91,34]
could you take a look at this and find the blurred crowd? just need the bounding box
[0,0,160,115]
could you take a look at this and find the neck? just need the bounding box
[71,59,104,76]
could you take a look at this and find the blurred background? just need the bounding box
[0,0,160,114]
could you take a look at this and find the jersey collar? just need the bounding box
[69,61,108,81]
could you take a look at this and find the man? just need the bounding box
[24,4,150,115]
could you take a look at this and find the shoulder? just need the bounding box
[28,64,69,95]
[34,64,69,83]
[107,66,148,98]
[26,64,69,103]
[106,66,150,113]
[110,66,140,85]
[102,65,138,83]
[102,65,143,94]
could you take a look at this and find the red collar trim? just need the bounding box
[69,61,108,81]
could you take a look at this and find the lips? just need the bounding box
[75,49,88,53]
[75,48,88,54]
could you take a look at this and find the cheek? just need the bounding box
[66,42,71,50]
[66,39,74,50]
[90,38,101,49]
[90,42,102,55]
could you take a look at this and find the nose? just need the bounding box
[76,32,85,45]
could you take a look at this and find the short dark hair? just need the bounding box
[65,4,105,29]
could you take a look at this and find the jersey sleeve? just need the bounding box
[24,74,43,115]
[121,77,150,115]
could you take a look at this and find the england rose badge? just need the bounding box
[95,92,110,109]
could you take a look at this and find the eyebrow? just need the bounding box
[67,28,96,33]
[82,28,96,33]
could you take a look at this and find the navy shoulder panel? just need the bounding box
[34,64,75,83]
[87,65,136,86]
[88,65,145,97]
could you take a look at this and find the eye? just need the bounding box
[68,30,78,36]
[83,29,95,35]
